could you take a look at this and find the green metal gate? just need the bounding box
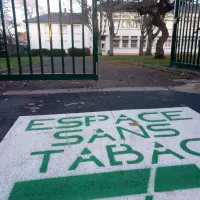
[0,0,98,80]
[171,0,200,68]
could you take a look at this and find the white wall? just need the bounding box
[98,12,174,55]
[29,23,92,52]
[29,12,174,55]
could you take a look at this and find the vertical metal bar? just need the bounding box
[186,0,195,63]
[0,0,11,74]
[92,0,97,75]
[35,0,44,74]
[23,0,33,74]
[192,5,200,65]
[179,0,188,62]
[183,0,191,63]
[197,39,200,65]
[70,0,75,74]
[170,0,179,65]
[176,0,184,62]
[47,0,54,74]
[190,2,198,63]
[59,0,65,74]
[11,0,22,74]
[81,0,86,74]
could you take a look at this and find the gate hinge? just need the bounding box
[174,18,179,24]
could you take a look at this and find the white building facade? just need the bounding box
[28,13,93,53]
[99,12,174,55]
[28,12,174,55]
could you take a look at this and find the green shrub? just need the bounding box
[68,47,91,57]
[48,49,67,57]
[31,49,49,56]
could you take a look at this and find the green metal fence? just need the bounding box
[171,0,200,68]
[0,0,98,80]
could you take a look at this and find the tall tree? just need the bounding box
[118,0,174,58]
[138,14,147,56]
[99,0,121,56]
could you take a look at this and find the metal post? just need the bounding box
[190,2,198,64]
[11,0,22,74]
[92,0,98,75]
[192,5,200,65]
[59,0,65,74]
[35,0,44,74]
[82,0,86,74]
[176,0,184,62]
[186,0,195,63]
[179,0,188,62]
[171,0,179,65]
[183,0,191,63]
[70,0,75,74]
[23,0,33,74]
[0,0,11,74]
[47,0,54,74]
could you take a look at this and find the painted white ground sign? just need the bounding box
[0,107,200,200]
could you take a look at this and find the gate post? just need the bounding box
[170,0,179,66]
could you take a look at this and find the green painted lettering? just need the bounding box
[152,142,184,164]
[98,115,109,121]
[85,116,96,126]
[138,112,166,122]
[57,117,83,129]
[116,126,150,140]
[88,128,116,143]
[52,130,83,146]
[161,111,193,121]
[69,148,105,170]
[106,144,144,166]
[115,114,136,124]
[26,119,55,131]
[31,150,64,173]
[180,138,200,156]
[146,123,180,137]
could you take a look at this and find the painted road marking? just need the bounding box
[0,107,200,200]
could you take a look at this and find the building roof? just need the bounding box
[27,13,83,24]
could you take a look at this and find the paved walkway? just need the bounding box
[0,57,190,93]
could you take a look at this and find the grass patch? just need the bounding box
[0,57,48,71]
[99,55,170,67]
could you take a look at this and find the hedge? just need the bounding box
[48,49,67,57]
[31,49,49,56]
[68,48,91,57]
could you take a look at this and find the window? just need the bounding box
[102,43,105,50]
[114,20,120,28]
[164,37,172,48]
[101,36,106,41]
[122,20,138,28]
[45,25,49,34]
[122,36,129,48]
[74,25,80,34]
[113,36,120,48]
[131,36,137,48]
[62,25,68,34]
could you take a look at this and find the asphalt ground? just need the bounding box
[1,90,200,142]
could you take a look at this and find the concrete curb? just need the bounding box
[124,61,200,78]
[2,81,200,95]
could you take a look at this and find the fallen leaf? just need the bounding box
[129,122,139,126]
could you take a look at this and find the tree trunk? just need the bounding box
[145,34,153,56]
[153,16,169,59]
[109,32,114,56]
[139,35,144,56]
